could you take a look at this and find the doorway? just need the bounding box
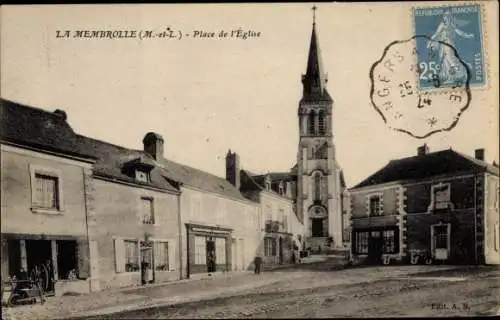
[140,241,153,285]
[431,223,451,261]
[368,231,383,264]
[312,218,323,237]
[278,237,284,264]
[206,238,216,273]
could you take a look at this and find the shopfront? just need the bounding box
[185,223,232,277]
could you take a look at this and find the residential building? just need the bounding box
[76,133,181,290]
[0,99,96,296]
[153,142,261,279]
[237,153,303,266]
[349,144,500,265]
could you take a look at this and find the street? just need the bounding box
[71,262,500,319]
[3,260,499,320]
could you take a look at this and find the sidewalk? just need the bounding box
[1,269,302,320]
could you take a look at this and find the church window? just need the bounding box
[318,110,326,135]
[321,176,328,200]
[314,173,321,201]
[314,143,328,159]
[308,111,316,135]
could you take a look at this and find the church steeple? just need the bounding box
[301,6,330,101]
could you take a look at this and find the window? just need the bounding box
[318,110,325,135]
[321,176,328,200]
[265,206,272,232]
[308,111,316,135]
[141,197,155,224]
[278,182,285,196]
[215,238,226,264]
[264,237,276,256]
[33,173,59,209]
[314,173,321,201]
[369,196,382,216]
[314,143,328,159]
[495,223,499,252]
[354,232,369,254]
[434,225,448,249]
[194,236,206,265]
[433,184,451,210]
[124,240,139,272]
[282,215,288,232]
[135,169,150,182]
[382,230,396,253]
[154,241,169,271]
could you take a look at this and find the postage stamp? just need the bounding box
[412,3,485,91]
[370,36,471,139]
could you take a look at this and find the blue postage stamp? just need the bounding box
[413,4,485,91]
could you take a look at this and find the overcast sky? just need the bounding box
[2,3,498,187]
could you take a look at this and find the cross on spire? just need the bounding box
[312,5,317,25]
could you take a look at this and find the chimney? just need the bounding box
[475,148,485,161]
[417,144,429,156]
[53,109,67,121]
[225,149,241,190]
[142,132,164,160]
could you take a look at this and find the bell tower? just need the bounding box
[296,6,343,250]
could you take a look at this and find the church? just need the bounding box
[256,9,348,252]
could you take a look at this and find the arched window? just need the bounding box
[318,110,325,135]
[308,111,316,135]
[314,173,321,201]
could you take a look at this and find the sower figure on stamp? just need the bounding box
[427,10,474,85]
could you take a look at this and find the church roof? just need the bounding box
[352,149,499,189]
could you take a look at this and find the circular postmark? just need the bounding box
[369,35,471,139]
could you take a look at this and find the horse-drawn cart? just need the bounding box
[2,264,48,307]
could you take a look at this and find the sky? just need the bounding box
[1,3,499,188]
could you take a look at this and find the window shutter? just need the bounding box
[168,241,176,271]
[77,238,91,279]
[114,238,125,273]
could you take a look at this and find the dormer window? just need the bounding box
[122,156,155,183]
[135,169,150,183]
[429,183,451,211]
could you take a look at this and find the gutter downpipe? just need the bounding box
[177,184,183,280]
[473,170,478,264]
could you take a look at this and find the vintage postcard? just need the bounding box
[1,2,499,319]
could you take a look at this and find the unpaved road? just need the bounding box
[76,266,500,318]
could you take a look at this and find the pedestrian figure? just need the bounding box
[254,256,262,274]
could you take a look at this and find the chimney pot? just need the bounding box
[143,132,164,160]
[225,150,241,190]
[475,148,485,161]
[53,109,67,121]
[417,144,429,156]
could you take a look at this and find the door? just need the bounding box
[279,237,284,264]
[140,241,153,284]
[432,224,450,261]
[368,231,383,264]
[206,239,216,273]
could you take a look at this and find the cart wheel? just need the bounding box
[8,293,19,306]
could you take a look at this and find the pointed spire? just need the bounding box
[302,5,328,100]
